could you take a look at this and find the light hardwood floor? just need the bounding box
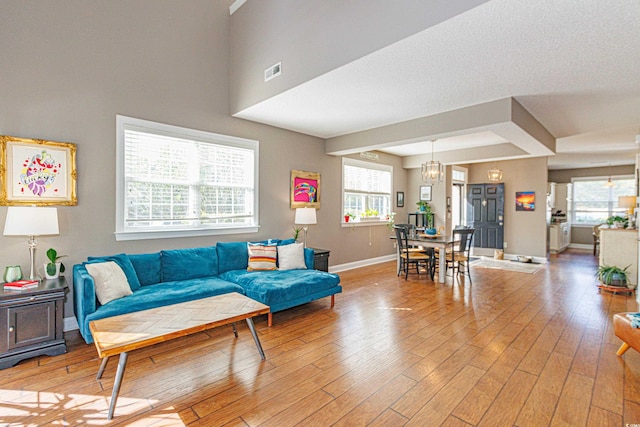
[2,249,640,426]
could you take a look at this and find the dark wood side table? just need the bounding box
[0,277,67,369]
[311,248,330,272]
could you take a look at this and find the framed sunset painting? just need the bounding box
[515,191,535,211]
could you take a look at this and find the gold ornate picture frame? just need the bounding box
[290,169,320,209]
[0,135,77,206]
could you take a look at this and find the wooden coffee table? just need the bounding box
[89,292,270,420]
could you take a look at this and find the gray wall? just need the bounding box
[468,158,549,258]
[0,1,399,321]
[229,0,488,115]
[548,165,634,183]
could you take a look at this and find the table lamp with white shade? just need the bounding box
[619,196,637,216]
[294,207,317,248]
[3,206,59,280]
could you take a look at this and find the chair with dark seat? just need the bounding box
[394,225,435,281]
[394,224,426,252]
[593,223,605,256]
[445,228,475,282]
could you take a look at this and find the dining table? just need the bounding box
[392,233,456,283]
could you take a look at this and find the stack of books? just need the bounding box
[4,279,39,291]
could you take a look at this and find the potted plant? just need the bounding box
[360,209,379,221]
[385,212,396,230]
[606,215,627,228]
[596,264,630,287]
[416,201,430,213]
[292,226,303,241]
[44,248,66,279]
[344,213,355,223]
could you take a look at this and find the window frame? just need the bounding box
[451,166,467,227]
[341,157,393,226]
[115,115,259,241]
[571,174,634,226]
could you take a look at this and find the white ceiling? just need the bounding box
[235,0,640,170]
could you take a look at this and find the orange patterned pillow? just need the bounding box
[247,243,277,271]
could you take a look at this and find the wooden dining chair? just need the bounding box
[592,223,605,256]
[394,225,435,280]
[445,228,475,283]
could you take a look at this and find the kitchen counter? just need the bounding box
[599,228,637,286]
[550,222,570,253]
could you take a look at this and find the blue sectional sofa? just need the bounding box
[73,240,342,343]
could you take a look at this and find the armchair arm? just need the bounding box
[304,247,315,269]
[73,264,97,341]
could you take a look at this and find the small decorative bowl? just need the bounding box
[425,228,437,235]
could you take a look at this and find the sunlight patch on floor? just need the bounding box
[0,389,170,425]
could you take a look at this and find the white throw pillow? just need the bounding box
[86,261,133,305]
[277,242,307,270]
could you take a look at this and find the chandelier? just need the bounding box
[487,164,503,182]
[604,163,615,187]
[421,140,444,184]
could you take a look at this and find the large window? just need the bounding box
[572,175,634,225]
[342,158,392,223]
[116,115,259,240]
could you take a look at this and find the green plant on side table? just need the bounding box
[45,248,67,279]
[606,215,628,228]
[416,201,431,213]
[292,226,303,241]
[416,201,434,228]
[596,264,630,287]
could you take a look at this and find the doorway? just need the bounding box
[452,183,465,227]
[467,183,505,249]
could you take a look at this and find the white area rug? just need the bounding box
[470,258,545,274]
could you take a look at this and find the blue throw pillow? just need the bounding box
[217,241,249,273]
[161,246,218,282]
[128,252,162,286]
[87,253,142,291]
[278,238,296,246]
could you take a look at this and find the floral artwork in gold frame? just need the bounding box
[0,135,78,206]
[290,169,320,209]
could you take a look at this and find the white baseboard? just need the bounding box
[329,254,396,273]
[569,243,592,251]
[64,316,79,332]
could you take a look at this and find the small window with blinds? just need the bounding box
[342,158,392,223]
[115,115,259,240]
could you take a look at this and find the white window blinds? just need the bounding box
[116,116,258,240]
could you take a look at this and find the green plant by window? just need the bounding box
[362,209,379,218]
[606,215,627,227]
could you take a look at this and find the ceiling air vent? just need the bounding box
[264,62,281,82]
